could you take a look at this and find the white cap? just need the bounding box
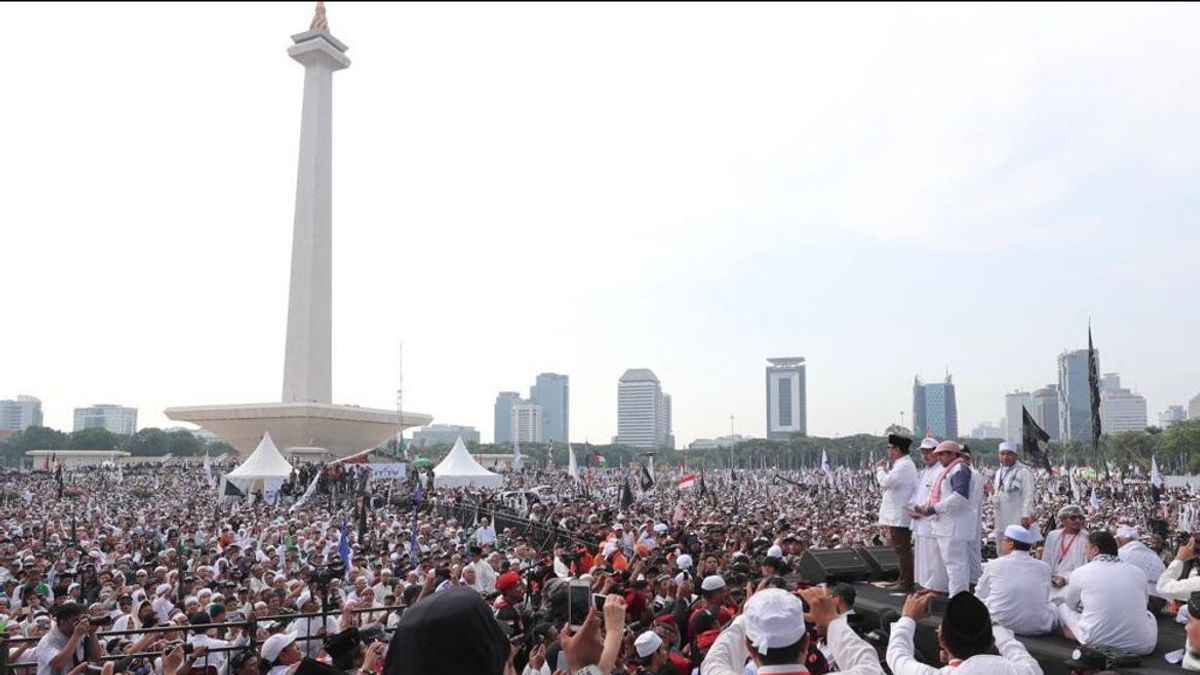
[919,437,939,450]
[1003,525,1035,545]
[767,545,783,558]
[744,589,806,654]
[700,575,726,592]
[653,523,668,534]
[1116,525,1139,540]
[155,583,171,595]
[296,592,314,608]
[260,633,297,663]
[676,554,693,569]
[634,631,663,658]
[998,442,1017,454]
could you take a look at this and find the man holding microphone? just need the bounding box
[875,433,918,591]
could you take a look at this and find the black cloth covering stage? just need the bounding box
[849,583,1186,675]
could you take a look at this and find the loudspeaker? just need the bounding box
[856,546,900,581]
[795,549,872,584]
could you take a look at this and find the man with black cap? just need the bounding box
[34,602,103,675]
[875,433,918,591]
[886,590,1040,674]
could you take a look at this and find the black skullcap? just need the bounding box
[887,434,913,453]
[324,627,362,660]
[942,592,991,645]
[384,586,507,675]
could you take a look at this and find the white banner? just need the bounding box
[367,463,407,481]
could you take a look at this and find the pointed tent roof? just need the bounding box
[227,432,293,479]
[432,437,503,489]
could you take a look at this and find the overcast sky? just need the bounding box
[3,2,1199,445]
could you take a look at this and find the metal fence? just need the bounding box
[0,603,401,672]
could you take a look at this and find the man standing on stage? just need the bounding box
[911,440,974,596]
[992,442,1038,553]
[908,436,940,590]
[875,433,918,591]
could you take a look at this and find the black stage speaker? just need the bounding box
[796,549,872,584]
[856,546,900,581]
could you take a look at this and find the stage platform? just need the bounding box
[850,583,1185,675]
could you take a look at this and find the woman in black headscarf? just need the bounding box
[383,586,511,675]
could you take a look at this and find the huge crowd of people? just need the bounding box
[3,433,1200,675]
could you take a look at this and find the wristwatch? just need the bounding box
[573,666,604,675]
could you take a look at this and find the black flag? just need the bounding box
[223,480,245,498]
[699,467,707,497]
[640,463,654,491]
[55,460,63,498]
[620,478,634,511]
[1088,325,1104,477]
[1021,406,1052,472]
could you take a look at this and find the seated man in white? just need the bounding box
[1040,505,1088,599]
[1156,535,1200,602]
[1058,530,1158,656]
[976,525,1056,635]
[886,590,1042,674]
[1115,525,1167,610]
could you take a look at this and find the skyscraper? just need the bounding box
[0,395,43,433]
[73,404,137,435]
[511,402,544,444]
[1159,406,1187,429]
[1058,349,1097,442]
[913,374,958,439]
[530,373,569,444]
[617,369,670,448]
[1032,385,1060,440]
[1099,374,1147,433]
[1190,393,1200,421]
[1003,390,1033,443]
[765,357,807,441]
[494,391,520,444]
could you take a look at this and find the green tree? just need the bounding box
[124,428,170,456]
[68,427,119,450]
[1160,419,1200,472]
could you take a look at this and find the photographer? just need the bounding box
[34,602,103,675]
[1156,534,1200,601]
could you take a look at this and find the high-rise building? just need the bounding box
[510,402,544,444]
[1004,391,1033,443]
[1190,393,1200,421]
[1100,372,1122,393]
[912,374,958,439]
[1159,406,1187,429]
[73,404,137,435]
[970,422,1004,439]
[1100,383,1148,433]
[1032,385,1060,440]
[0,396,43,433]
[661,393,674,450]
[493,392,520,444]
[765,357,807,441]
[530,373,569,444]
[617,369,670,448]
[412,424,480,448]
[1058,349,1097,442]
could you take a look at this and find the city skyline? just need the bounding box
[2,3,1199,446]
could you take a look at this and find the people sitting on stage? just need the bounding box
[1041,505,1089,595]
[1155,535,1200,602]
[1183,591,1200,672]
[1058,531,1158,656]
[1115,525,1167,611]
[886,590,1042,674]
[976,525,1057,636]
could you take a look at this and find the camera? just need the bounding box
[313,562,345,585]
[89,615,114,627]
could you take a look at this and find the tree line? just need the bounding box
[0,425,236,466]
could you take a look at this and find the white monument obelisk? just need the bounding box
[282,2,348,404]
[166,4,432,458]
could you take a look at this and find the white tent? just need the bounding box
[433,437,503,489]
[223,433,294,501]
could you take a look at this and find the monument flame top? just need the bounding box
[310,1,329,32]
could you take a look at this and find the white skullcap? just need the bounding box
[700,575,726,592]
[155,583,171,595]
[767,545,783,558]
[654,523,668,534]
[1003,525,1035,545]
[260,633,296,663]
[1116,526,1139,540]
[744,589,806,654]
[634,631,663,658]
[676,554,693,569]
[919,437,939,450]
[998,442,1017,454]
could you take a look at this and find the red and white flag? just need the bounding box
[679,473,696,490]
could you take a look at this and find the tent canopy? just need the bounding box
[227,433,293,479]
[433,437,503,489]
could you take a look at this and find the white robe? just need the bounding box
[975,551,1057,635]
[700,614,885,675]
[1058,557,1157,656]
[991,463,1037,550]
[1041,528,1088,579]
[886,616,1042,675]
[1119,540,1167,599]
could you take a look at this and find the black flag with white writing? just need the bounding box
[1022,406,1052,472]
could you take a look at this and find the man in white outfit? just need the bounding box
[1116,525,1167,610]
[1041,505,1088,596]
[700,586,884,675]
[1157,536,1200,602]
[960,447,985,585]
[1058,530,1158,656]
[991,442,1038,552]
[886,590,1042,674]
[910,440,974,596]
[875,433,918,591]
[908,437,940,591]
[975,525,1056,635]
